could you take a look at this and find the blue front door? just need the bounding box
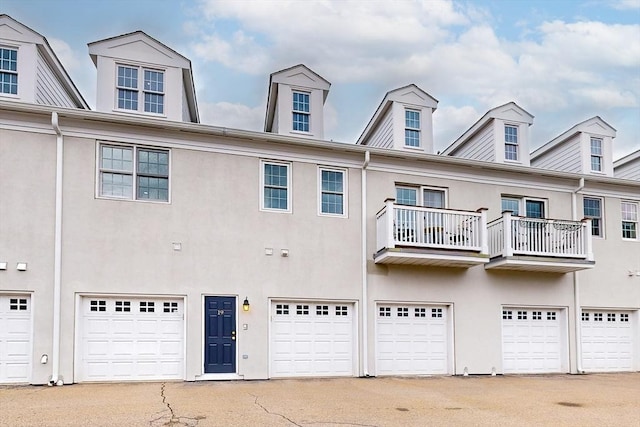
[204,296,236,373]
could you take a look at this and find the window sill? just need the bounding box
[290,130,314,137]
[96,195,171,205]
[403,145,423,150]
[260,207,292,214]
[318,212,348,219]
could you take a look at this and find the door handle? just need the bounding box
[231,330,236,341]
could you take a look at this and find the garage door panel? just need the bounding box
[270,301,355,378]
[502,308,564,374]
[78,297,184,382]
[0,295,33,384]
[582,310,635,372]
[376,304,449,375]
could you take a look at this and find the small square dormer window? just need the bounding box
[0,47,18,95]
[590,137,603,172]
[292,91,310,132]
[405,110,420,147]
[117,65,164,115]
[505,125,518,161]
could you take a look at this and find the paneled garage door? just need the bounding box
[270,301,355,377]
[77,296,184,382]
[581,310,636,372]
[376,304,449,375]
[0,295,32,383]
[502,308,564,374]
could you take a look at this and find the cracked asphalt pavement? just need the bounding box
[1,374,639,426]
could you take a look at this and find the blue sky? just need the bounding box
[4,0,640,158]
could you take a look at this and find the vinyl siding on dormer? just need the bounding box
[35,49,76,108]
[531,135,581,173]
[614,161,640,181]
[452,123,495,161]
[366,108,394,149]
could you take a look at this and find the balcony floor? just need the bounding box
[485,255,595,273]
[374,247,489,268]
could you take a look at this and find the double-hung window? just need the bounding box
[504,125,518,161]
[590,138,603,172]
[292,91,310,132]
[261,161,291,212]
[396,186,446,208]
[0,47,18,95]
[319,167,347,216]
[621,201,638,239]
[117,65,164,114]
[583,197,603,237]
[99,144,169,201]
[405,110,420,147]
[501,196,545,218]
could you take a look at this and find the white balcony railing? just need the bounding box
[487,211,594,260]
[376,199,488,254]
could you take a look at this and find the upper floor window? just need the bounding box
[405,110,420,147]
[396,186,446,208]
[116,65,164,114]
[621,201,638,240]
[292,91,310,132]
[501,196,545,218]
[583,197,603,237]
[319,167,347,217]
[590,138,603,172]
[261,160,291,212]
[99,143,169,201]
[504,125,518,161]
[0,47,18,95]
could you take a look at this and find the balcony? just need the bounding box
[374,199,489,268]
[486,211,594,273]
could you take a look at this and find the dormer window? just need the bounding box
[0,47,18,95]
[405,110,420,147]
[590,137,603,172]
[292,91,310,132]
[504,125,518,161]
[116,65,164,114]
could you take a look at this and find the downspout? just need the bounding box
[51,112,64,386]
[361,151,370,377]
[572,177,585,374]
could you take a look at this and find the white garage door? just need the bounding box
[502,308,564,374]
[78,296,184,382]
[376,304,449,375]
[270,301,355,377]
[581,310,636,372]
[0,295,32,383]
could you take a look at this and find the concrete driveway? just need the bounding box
[1,373,639,426]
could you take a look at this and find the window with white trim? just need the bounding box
[405,109,420,147]
[292,91,310,132]
[501,196,546,218]
[0,47,18,95]
[99,143,169,202]
[319,167,346,216]
[590,137,603,172]
[116,65,164,114]
[504,125,518,161]
[583,197,603,237]
[395,185,446,208]
[261,161,291,212]
[621,201,638,239]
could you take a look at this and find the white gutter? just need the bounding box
[51,112,64,386]
[361,150,370,377]
[571,177,585,374]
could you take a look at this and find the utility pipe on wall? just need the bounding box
[571,177,585,374]
[361,150,370,377]
[51,112,64,386]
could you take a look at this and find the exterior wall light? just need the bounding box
[16,262,27,271]
[242,297,250,312]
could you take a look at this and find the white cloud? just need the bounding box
[610,0,640,10]
[433,105,480,153]
[199,101,264,131]
[48,37,96,108]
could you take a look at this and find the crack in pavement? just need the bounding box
[149,383,204,427]
[250,393,302,426]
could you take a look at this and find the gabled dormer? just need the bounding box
[614,150,640,181]
[88,31,198,123]
[357,84,438,153]
[531,117,616,177]
[442,102,534,165]
[264,64,330,139]
[0,14,88,108]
